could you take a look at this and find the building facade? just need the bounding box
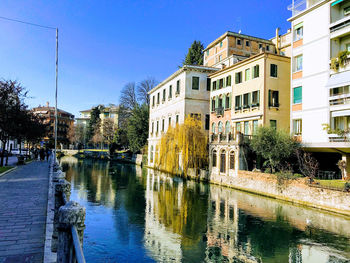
[32,103,75,146]
[147,65,218,167]
[289,0,350,176]
[209,52,291,177]
[76,104,119,128]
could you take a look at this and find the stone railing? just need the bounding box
[52,160,86,263]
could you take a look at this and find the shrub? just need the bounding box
[344,182,350,192]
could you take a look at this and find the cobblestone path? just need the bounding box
[0,161,49,263]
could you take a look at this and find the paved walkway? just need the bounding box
[0,161,49,263]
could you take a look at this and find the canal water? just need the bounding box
[60,157,350,263]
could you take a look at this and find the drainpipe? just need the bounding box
[276,27,280,55]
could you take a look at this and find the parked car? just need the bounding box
[11,149,29,156]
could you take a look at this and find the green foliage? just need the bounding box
[250,127,300,173]
[86,106,101,143]
[331,50,350,71]
[330,57,339,71]
[322,123,349,137]
[114,128,128,150]
[182,40,204,66]
[344,182,350,192]
[127,104,149,153]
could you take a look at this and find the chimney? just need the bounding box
[276,28,280,55]
[46,101,49,107]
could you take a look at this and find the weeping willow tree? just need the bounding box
[157,116,208,176]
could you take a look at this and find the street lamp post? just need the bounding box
[0,16,59,157]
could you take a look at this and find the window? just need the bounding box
[268,90,279,107]
[270,120,277,130]
[347,44,350,52]
[294,23,303,41]
[150,145,154,163]
[270,64,278,77]
[157,93,160,104]
[229,152,235,170]
[244,121,249,135]
[212,150,217,167]
[211,98,216,112]
[330,85,350,96]
[235,72,242,84]
[207,78,211,91]
[220,150,226,173]
[212,122,216,134]
[212,81,217,90]
[294,55,303,72]
[235,95,242,110]
[243,93,251,108]
[246,40,250,47]
[219,78,224,89]
[162,119,165,131]
[169,85,172,99]
[344,6,350,16]
[206,50,209,56]
[225,121,230,134]
[176,80,180,95]
[176,115,179,124]
[236,122,241,133]
[152,96,155,107]
[293,119,302,135]
[192,76,199,90]
[226,75,231,86]
[253,120,258,133]
[162,89,166,102]
[205,114,210,130]
[245,68,251,81]
[266,45,270,51]
[225,94,230,109]
[151,122,154,134]
[293,86,302,104]
[220,41,223,48]
[156,121,159,133]
[219,55,222,61]
[237,39,241,45]
[252,91,260,107]
[218,97,223,108]
[168,117,171,127]
[253,65,259,78]
[218,121,223,133]
[259,43,263,49]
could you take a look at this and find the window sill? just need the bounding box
[293,70,302,74]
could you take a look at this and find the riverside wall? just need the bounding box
[209,170,350,217]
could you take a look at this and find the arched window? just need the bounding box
[230,151,235,170]
[225,121,230,134]
[212,150,217,167]
[218,121,223,133]
[220,150,226,173]
[212,122,216,134]
[150,145,154,163]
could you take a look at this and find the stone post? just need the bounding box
[52,179,71,252]
[57,201,86,263]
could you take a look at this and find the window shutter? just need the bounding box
[228,94,231,108]
[222,95,226,109]
[268,90,272,106]
[248,93,251,106]
[215,96,219,109]
[216,80,220,89]
[256,65,259,78]
[276,91,279,105]
[257,90,260,105]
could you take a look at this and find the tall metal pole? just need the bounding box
[54,28,58,156]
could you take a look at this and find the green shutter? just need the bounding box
[215,96,218,109]
[216,80,219,89]
[248,93,251,106]
[228,94,231,108]
[293,86,302,104]
[257,90,260,105]
[222,95,226,109]
[268,90,271,106]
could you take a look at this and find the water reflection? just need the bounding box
[60,157,350,263]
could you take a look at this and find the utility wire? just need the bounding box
[0,15,56,30]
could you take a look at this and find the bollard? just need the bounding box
[52,179,71,252]
[57,201,86,263]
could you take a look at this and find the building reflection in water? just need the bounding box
[61,157,350,263]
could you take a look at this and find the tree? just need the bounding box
[137,78,157,107]
[86,106,101,144]
[67,123,75,145]
[182,40,204,66]
[92,126,103,148]
[102,118,116,146]
[157,116,208,175]
[114,128,128,150]
[127,104,149,153]
[296,150,319,181]
[250,127,300,173]
[120,82,138,110]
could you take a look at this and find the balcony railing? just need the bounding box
[330,96,350,106]
[215,107,224,116]
[329,134,350,142]
[330,15,350,33]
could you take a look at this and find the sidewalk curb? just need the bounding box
[0,166,17,178]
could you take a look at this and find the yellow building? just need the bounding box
[209,52,291,176]
[76,104,119,130]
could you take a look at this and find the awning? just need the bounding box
[331,109,350,117]
[326,70,350,89]
[231,114,262,122]
[331,0,344,6]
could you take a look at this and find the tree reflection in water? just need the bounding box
[61,157,350,263]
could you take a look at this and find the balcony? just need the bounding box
[288,0,321,17]
[215,107,224,116]
[330,0,350,37]
[329,134,350,142]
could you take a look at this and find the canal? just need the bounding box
[60,157,350,263]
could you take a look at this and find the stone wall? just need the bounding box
[209,170,350,216]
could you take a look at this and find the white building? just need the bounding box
[147,65,218,167]
[289,0,350,176]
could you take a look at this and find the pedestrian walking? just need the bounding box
[39,148,45,161]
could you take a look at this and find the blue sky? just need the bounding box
[0,0,291,117]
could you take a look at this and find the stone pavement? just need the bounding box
[0,160,49,263]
